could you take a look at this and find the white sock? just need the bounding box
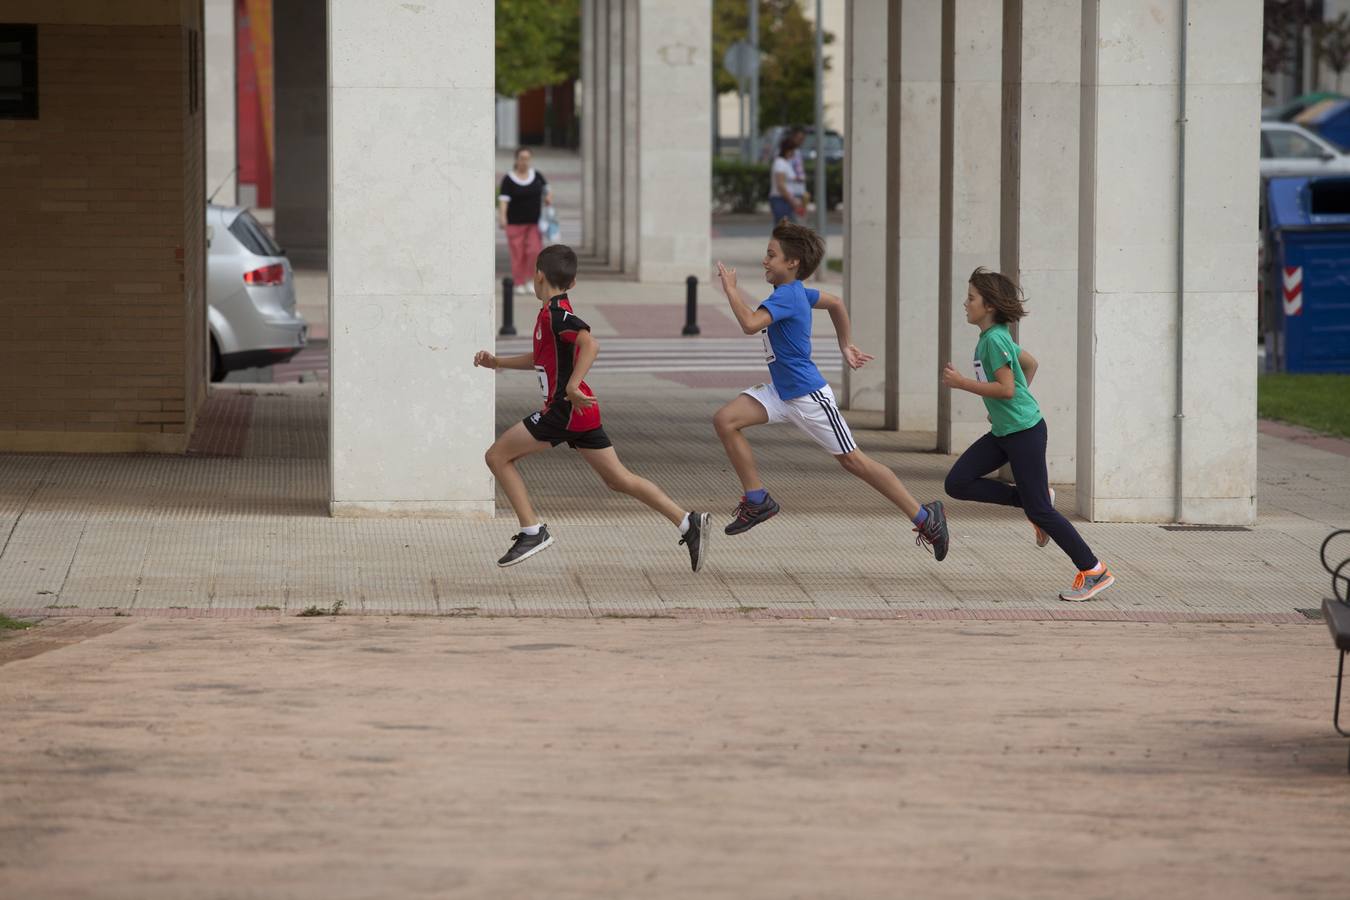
[521,523,542,536]
[1087,560,1104,574]
[678,513,691,535]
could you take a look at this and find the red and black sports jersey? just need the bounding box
[533,294,601,431]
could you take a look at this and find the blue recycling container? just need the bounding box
[1266,176,1350,373]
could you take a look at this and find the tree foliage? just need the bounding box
[1264,1,1321,81]
[713,0,834,132]
[496,0,581,97]
[1316,12,1350,90]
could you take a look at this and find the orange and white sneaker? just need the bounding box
[1032,487,1056,548]
[1059,563,1114,602]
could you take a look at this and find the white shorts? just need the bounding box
[742,382,857,455]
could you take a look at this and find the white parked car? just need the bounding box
[1260,122,1350,178]
[206,205,307,382]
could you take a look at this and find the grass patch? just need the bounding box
[825,258,843,273]
[0,614,33,631]
[297,599,345,617]
[255,605,281,611]
[1258,374,1350,438]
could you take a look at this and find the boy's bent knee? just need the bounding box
[713,410,738,436]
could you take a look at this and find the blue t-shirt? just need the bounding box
[759,281,825,400]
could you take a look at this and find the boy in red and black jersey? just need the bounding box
[474,244,710,570]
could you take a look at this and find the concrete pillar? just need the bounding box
[1076,0,1259,523]
[635,0,711,283]
[204,0,236,206]
[893,0,942,436]
[1000,0,1079,481]
[842,0,890,416]
[274,0,328,267]
[580,0,596,254]
[588,0,612,266]
[621,0,641,274]
[328,0,495,516]
[605,0,625,271]
[938,0,1003,454]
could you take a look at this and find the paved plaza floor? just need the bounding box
[1,373,1346,621]
[1,615,1347,899]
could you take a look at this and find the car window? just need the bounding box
[227,211,283,256]
[1266,129,1327,159]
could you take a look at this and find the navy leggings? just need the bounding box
[944,419,1098,572]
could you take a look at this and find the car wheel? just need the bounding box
[209,336,225,383]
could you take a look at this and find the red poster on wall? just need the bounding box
[236,0,273,209]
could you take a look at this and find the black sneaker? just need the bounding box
[679,511,711,572]
[912,501,950,562]
[497,525,554,567]
[724,494,780,535]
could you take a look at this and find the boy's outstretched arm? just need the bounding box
[473,350,534,371]
[813,292,873,370]
[716,262,773,334]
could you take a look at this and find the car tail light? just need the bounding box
[243,263,286,286]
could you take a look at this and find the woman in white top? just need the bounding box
[498,148,554,294]
[768,136,808,223]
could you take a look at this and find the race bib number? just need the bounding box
[973,358,986,383]
[760,329,776,364]
[534,365,549,398]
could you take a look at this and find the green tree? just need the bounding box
[1316,12,1350,91]
[496,0,581,97]
[713,0,834,132]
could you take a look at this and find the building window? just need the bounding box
[0,24,37,120]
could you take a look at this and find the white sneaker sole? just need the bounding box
[498,534,554,568]
[1059,571,1114,602]
[692,512,710,572]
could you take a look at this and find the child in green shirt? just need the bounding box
[941,268,1115,602]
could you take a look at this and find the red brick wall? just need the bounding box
[0,8,206,452]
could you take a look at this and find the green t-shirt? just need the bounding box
[973,324,1042,437]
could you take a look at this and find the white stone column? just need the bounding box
[328,0,495,517]
[204,0,236,206]
[636,0,711,283]
[938,0,1002,454]
[587,0,612,266]
[842,0,890,415]
[621,0,640,274]
[894,0,942,436]
[580,0,596,254]
[1076,0,1259,523]
[605,0,625,270]
[1001,0,1079,481]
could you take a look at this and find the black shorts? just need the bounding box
[522,412,612,450]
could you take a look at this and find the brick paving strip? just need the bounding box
[1258,418,1350,458]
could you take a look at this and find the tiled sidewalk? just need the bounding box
[1,375,1346,621]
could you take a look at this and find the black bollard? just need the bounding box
[499,277,517,336]
[682,275,701,336]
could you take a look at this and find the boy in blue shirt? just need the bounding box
[713,221,951,560]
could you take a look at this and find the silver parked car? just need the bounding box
[1260,121,1350,178]
[206,205,307,382]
